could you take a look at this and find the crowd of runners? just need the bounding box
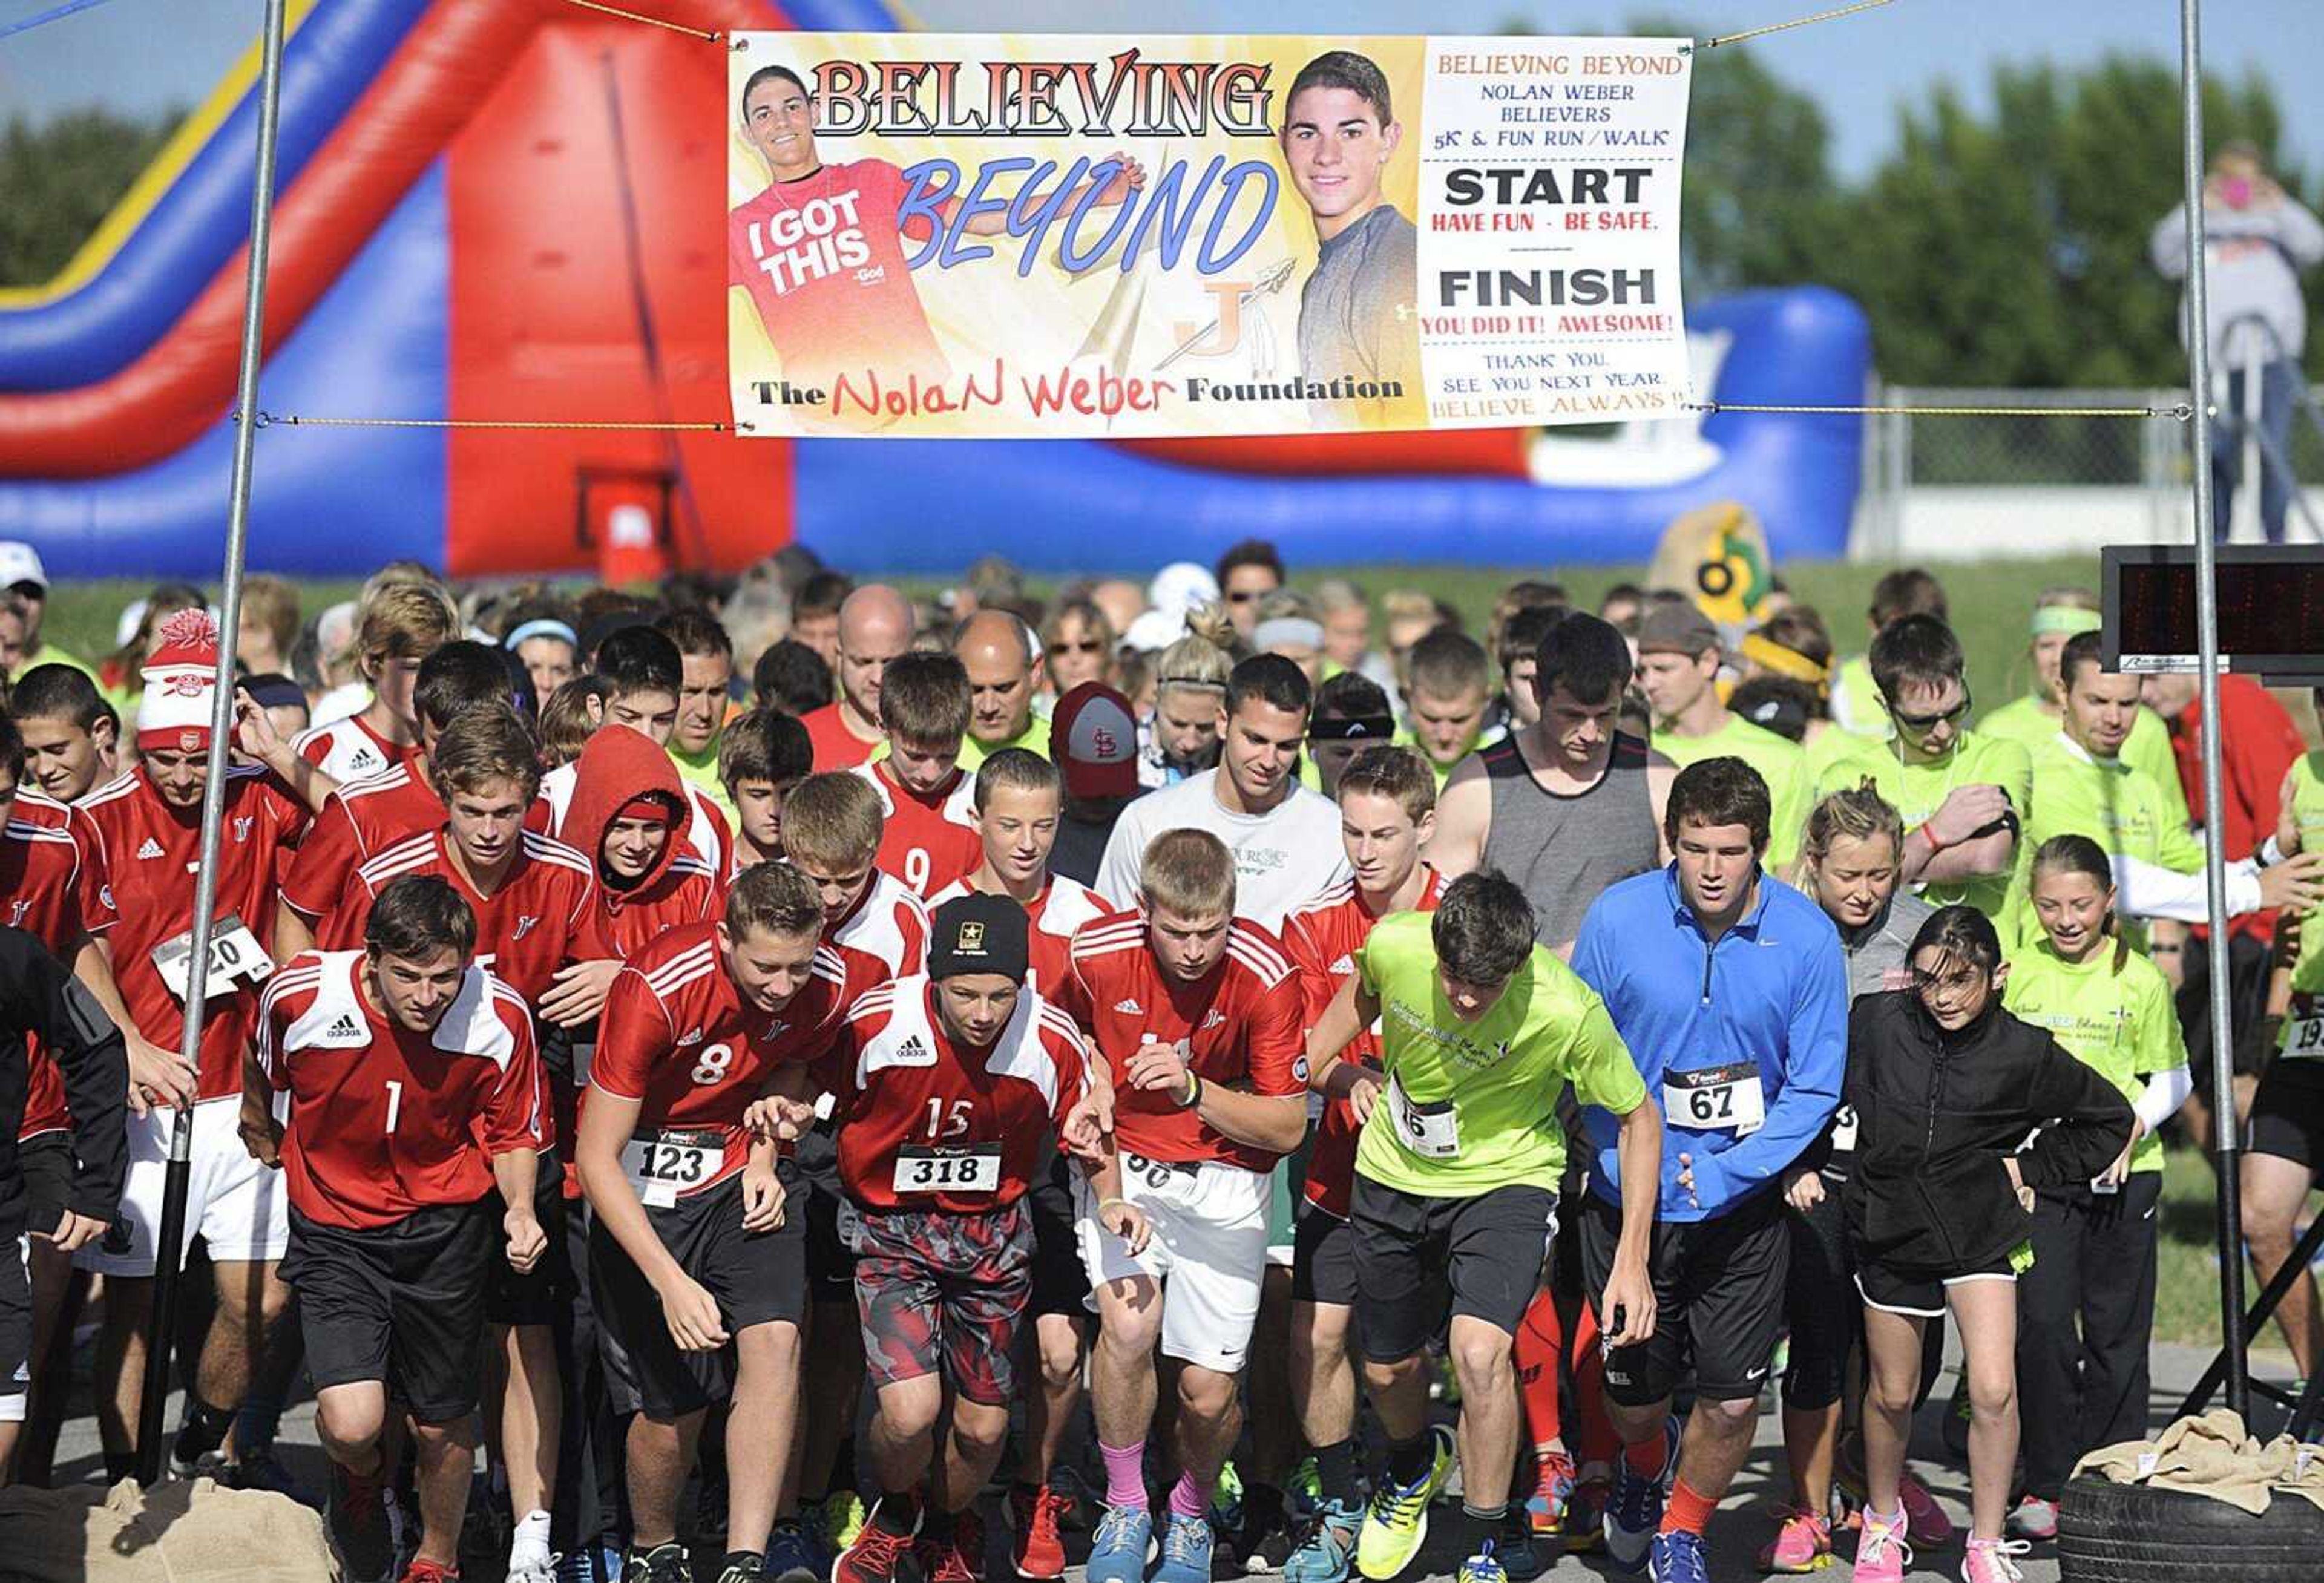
[0,539,2320,1583]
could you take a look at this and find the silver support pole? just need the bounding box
[2176,0,2250,1427]
[133,0,290,1487]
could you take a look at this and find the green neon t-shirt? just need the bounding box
[2018,733,2204,951]
[1655,712,1811,867]
[2280,753,2324,1056]
[1981,695,2190,834]
[2003,937,2184,1174]
[1812,727,2033,928]
[1352,910,1646,1198]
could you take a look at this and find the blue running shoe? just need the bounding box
[1282,1499,1360,1583]
[1646,1529,1707,1583]
[1603,1417,1679,1575]
[767,1519,826,1583]
[1152,1513,1214,1583]
[1087,1506,1154,1583]
[1455,1539,1505,1583]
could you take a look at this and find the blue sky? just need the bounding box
[2,0,2316,182]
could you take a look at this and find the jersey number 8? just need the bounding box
[690,1041,737,1086]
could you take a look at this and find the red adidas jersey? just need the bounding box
[260,951,542,1230]
[801,703,879,771]
[1,795,111,1140]
[588,922,850,1196]
[832,976,1087,1212]
[291,713,415,787]
[928,873,1109,1009]
[1280,871,1445,1216]
[280,764,447,921]
[826,869,930,990]
[321,830,602,1005]
[1065,911,1304,1171]
[79,767,309,1101]
[593,857,721,962]
[854,760,981,899]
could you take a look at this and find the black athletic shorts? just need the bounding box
[592,1163,806,1421]
[1350,1176,1558,1363]
[18,1133,70,1237]
[487,1149,573,1327]
[1854,1247,2020,1319]
[2247,1055,2324,1170]
[1779,1178,1855,1412]
[281,1200,496,1423]
[1580,1187,1787,1406]
[1291,1201,1359,1308]
[796,1119,855,1306]
[0,1225,28,1417]
[1029,1149,1089,1322]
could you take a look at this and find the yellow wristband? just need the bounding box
[1183,1070,1204,1109]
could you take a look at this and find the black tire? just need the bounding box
[2058,1473,2324,1582]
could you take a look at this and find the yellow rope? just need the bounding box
[1700,0,1897,50]
[252,412,741,431]
[1689,400,2191,420]
[556,0,721,42]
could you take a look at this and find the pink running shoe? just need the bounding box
[1852,1508,1912,1583]
[1756,1506,1833,1573]
[1960,1536,2032,1582]
[1897,1470,1956,1547]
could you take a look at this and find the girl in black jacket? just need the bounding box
[1843,906,2133,1583]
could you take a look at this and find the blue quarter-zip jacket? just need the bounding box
[1572,864,1847,1221]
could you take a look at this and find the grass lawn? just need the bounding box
[2155,1142,2324,1354]
[34,552,2119,717]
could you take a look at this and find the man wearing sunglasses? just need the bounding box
[1216,542,1286,640]
[1813,614,2030,930]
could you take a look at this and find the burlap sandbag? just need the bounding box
[0,1476,339,1582]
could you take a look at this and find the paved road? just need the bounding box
[40,1340,2288,1582]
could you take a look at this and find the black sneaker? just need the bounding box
[717,1553,767,1583]
[328,1463,396,1583]
[625,1542,691,1583]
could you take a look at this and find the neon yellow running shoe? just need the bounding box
[1356,1424,1456,1581]
[820,1489,868,1553]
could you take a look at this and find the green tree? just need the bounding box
[0,109,177,289]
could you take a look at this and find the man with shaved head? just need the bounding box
[802,585,914,770]
[954,611,1051,769]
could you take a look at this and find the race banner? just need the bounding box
[726,34,1692,438]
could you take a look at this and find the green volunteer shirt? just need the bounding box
[1654,712,1810,867]
[2281,753,2324,1055]
[1829,655,1891,740]
[2003,937,2184,1174]
[1811,727,2033,929]
[1981,694,2189,834]
[18,641,96,683]
[669,737,737,822]
[2017,732,2203,952]
[1353,910,1646,1198]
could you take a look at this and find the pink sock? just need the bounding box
[1169,1471,1209,1520]
[1100,1441,1148,1510]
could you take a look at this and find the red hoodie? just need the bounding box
[567,726,720,960]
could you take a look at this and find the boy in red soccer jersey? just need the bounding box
[924,747,1109,1577]
[728,65,1144,401]
[290,583,459,792]
[75,611,310,1485]
[321,705,597,1581]
[720,707,815,880]
[1065,830,1308,1583]
[576,864,851,1583]
[11,664,119,806]
[564,724,722,971]
[855,654,983,900]
[1275,747,1444,1578]
[252,878,546,1583]
[818,894,1112,1583]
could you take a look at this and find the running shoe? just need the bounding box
[625,1544,691,1583]
[1282,1498,1361,1583]
[826,1491,872,1555]
[719,1557,768,1583]
[1230,1481,1295,1572]
[506,1550,558,1583]
[925,1511,986,1583]
[1896,1470,1955,1547]
[1009,1484,1071,1580]
[1563,1470,1610,1553]
[1086,1506,1153,1583]
[769,1519,827,1583]
[329,1462,396,1583]
[1355,1423,1456,1581]
[1602,1417,1679,1575]
[1756,1506,1833,1573]
[1960,1537,2032,1583]
[1456,1539,1507,1583]
[398,1563,460,1583]
[222,1445,306,1503]
[1290,1457,1324,1521]
[832,1503,919,1583]
[1152,1513,1215,1583]
[1213,1460,1245,1533]
[1491,1511,1543,1582]
[1851,1510,1912,1583]
[1646,1530,1707,1583]
[2002,1495,2056,1542]
[1523,1451,1577,1536]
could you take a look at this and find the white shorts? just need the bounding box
[77,1101,289,1277]
[1076,1154,1269,1374]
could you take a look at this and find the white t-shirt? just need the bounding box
[1094,768,1350,933]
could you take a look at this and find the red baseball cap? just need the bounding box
[1052,682,1140,800]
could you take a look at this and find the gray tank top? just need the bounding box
[1480,731,1662,947]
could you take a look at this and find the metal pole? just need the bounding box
[134,0,290,1488]
[2175,0,2250,1427]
